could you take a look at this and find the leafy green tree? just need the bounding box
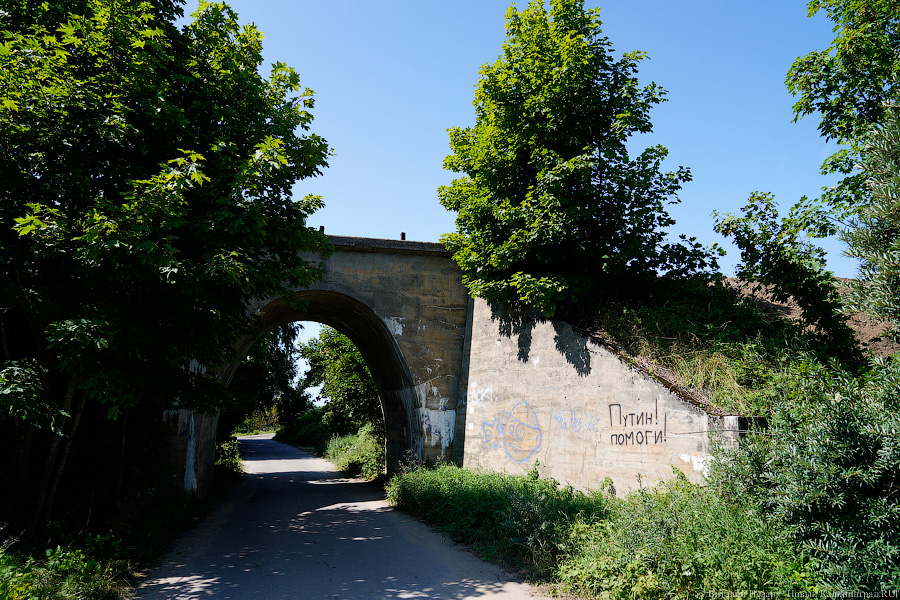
[843,103,900,337]
[438,0,716,316]
[787,0,900,227]
[716,357,900,590]
[714,0,900,355]
[733,0,900,246]
[712,194,858,356]
[223,324,304,435]
[297,327,382,437]
[0,0,330,532]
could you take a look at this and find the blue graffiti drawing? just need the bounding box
[482,416,503,449]
[503,402,542,463]
[481,402,542,462]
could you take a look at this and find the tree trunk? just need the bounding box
[38,388,87,531]
[29,371,78,533]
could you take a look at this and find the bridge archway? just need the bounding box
[230,290,422,465]
[221,236,472,470]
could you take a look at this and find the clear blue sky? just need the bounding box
[180,0,853,278]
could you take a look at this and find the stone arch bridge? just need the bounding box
[166,235,741,497]
[230,235,471,467]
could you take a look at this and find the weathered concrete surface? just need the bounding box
[162,409,219,497]
[137,434,551,600]
[234,236,471,467]
[461,299,736,492]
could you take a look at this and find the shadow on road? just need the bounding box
[136,434,544,600]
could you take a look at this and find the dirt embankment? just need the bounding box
[723,277,899,358]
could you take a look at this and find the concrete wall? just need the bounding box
[171,236,740,496]
[162,409,219,496]
[461,299,735,493]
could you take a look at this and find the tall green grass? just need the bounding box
[386,465,818,597]
[584,279,839,416]
[557,474,817,598]
[386,463,608,577]
[322,423,384,480]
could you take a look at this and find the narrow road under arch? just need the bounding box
[135,434,550,599]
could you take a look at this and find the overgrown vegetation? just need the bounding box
[386,463,606,577]
[275,327,386,479]
[576,277,823,417]
[439,0,719,316]
[0,538,133,600]
[0,0,330,538]
[296,327,384,437]
[716,356,900,591]
[387,465,818,597]
[1,0,898,596]
[322,424,385,480]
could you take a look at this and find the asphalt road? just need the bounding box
[135,433,551,600]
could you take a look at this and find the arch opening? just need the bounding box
[228,290,423,469]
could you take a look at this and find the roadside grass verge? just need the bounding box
[385,463,607,577]
[386,464,818,598]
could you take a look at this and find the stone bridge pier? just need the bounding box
[222,236,471,467]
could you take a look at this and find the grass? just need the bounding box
[0,535,134,600]
[385,463,608,577]
[322,423,385,480]
[386,464,820,598]
[578,277,847,416]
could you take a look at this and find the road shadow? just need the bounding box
[136,435,542,599]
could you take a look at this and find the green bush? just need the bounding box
[233,406,280,435]
[387,464,818,595]
[716,356,900,592]
[214,437,242,474]
[274,406,331,453]
[0,543,130,600]
[322,423,384,480]
[557,473,817,598]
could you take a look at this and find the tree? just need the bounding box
[438,0,716,316]
[714,0,900,356]
[297,327,382,437]
[0,0,330,532]
[713,194,858,356]
[223,323,305,435]
[784,0,900,233]
[843,102,900,336]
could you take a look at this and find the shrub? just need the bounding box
[233,406,280,435]
[557,473,818,598]
[0,542,131,600]
[386,463,607,577]
[716,357,900,591]
[322,423,384,480]
[274,406,331,453]
[214,437,242,474]
[387,464,819,595]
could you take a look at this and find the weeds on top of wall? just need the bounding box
[573,276,862,417]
